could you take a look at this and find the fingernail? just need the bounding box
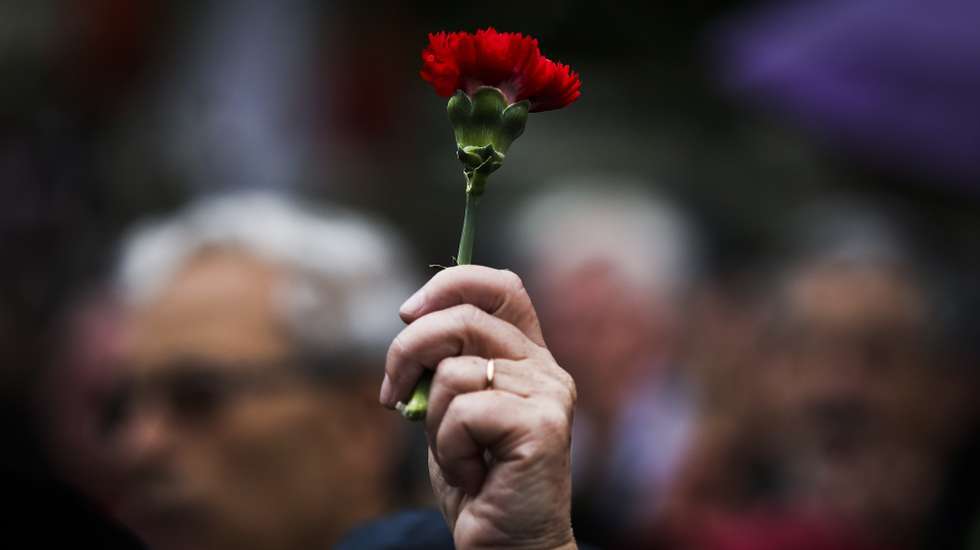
[379,375,394,407]
[399,288,425,317]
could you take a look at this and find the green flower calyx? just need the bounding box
[447,87,529,195]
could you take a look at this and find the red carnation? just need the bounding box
[400,29,581,420]
[420,28,581,112]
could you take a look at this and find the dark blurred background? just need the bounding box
[2,1,978,548]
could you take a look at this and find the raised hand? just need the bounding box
[381,266,577,550]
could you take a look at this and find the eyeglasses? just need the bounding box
[96,358,306,440]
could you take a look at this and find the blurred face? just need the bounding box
[533,260,670,420]
[100,250,392,550]
[760,266,943,535]
[765,268,920,426]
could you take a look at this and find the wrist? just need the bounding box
[522,523,576,550]
[459,529,576,550]
[544,530,576,550]
[503,531,577,550]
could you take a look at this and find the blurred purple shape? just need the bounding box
[714,0,980,188]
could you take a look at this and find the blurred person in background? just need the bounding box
[500,179,701,546]
[88,193,417,550]
[38,287,139,540]
[652,0,980,546]
[28,286,145,548]
[758,205,969,548]
[664,202,974,550]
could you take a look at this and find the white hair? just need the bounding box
[506,177,699,303]
[116,192,416,367]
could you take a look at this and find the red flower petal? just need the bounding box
[420,28,581,112]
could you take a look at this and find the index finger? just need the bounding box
[399,265,546,347]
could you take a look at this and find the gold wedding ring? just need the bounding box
[485,358,495,388]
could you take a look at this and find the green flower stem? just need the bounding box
[396,369,431,421]
[456,181,482,265]
[400,172,485,420]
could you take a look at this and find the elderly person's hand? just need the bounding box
[380,266,577,550]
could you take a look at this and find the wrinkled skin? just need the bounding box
[381,266,578,550]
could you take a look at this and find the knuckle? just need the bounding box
[452,303,484,326]
[559,369,577,405]
[500,269,528,298]
[432,264,456,285]
[545,361,577,407]
[523,404,572,459]
[434,356,462,384]
[534,403,571,435]
[435,355,457,372]
[445,392,469,417]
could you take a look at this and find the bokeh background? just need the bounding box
[2,1,978,548]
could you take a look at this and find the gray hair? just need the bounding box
[116,192,416,369]
[504,176,699,303]
[782,196,914,269]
